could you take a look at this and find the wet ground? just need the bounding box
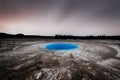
[0,38,120,80]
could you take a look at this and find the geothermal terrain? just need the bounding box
[0,38,120,80]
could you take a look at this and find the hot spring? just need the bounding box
[45,43,79,50]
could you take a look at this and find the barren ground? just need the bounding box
[0,38,120,80]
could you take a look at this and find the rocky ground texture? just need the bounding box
[0,38,120,80]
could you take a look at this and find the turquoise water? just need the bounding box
[45,43,79,50]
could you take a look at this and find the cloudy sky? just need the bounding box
[0,0,120,36]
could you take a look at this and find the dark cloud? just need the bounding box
[0,0,120,19]
[0,0,120,35]
[100,0,120,19]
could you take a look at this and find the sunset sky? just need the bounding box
[0,0,120,36]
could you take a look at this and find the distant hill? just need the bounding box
[0,33,52,38]
[0,33,120,40]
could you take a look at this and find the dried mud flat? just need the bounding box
[0,38,120,80]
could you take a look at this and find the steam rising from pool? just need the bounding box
[45,43,79,50]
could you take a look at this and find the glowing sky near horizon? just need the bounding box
[0,0,120,36]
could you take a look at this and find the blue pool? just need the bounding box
[45,43,79,50]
